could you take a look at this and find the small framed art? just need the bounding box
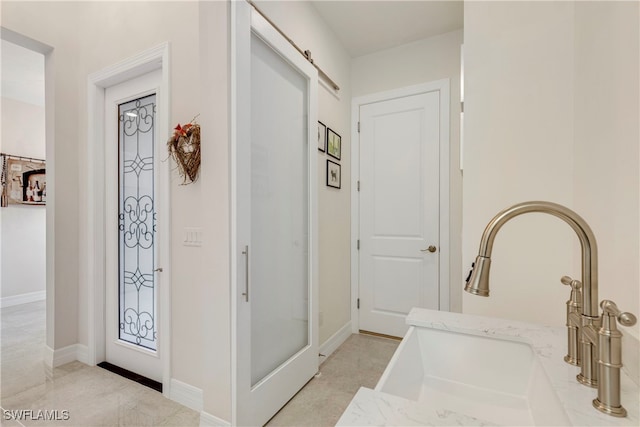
[326,159,341,189]
[1,156,47,206]
[318,121,326,152]
[327,128,341,160]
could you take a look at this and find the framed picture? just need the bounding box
[2,156,46,205]
[326,159,341,189]
[327,128,341,160]
[318,121,326,152]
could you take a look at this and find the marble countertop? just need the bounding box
[337,308,639,426]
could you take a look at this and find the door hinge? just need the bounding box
[357,239,360,250]
[357,298,360,309]
[461,101,464,113]
[357,121,360,133]
[357,180,360,192]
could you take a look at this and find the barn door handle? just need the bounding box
[242,245,249,302]
[421,245,437,253]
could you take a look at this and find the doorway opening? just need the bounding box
[0,28,53,395]
[0,39,46,309]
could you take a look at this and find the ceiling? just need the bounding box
[311,0,464,57]
[1,39,45,106]
[0,1,463,107]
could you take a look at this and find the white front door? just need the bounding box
[104,70,163,382]
[233,3,318,426]
[358,90,442,337]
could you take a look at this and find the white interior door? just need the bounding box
[358,91,441,338]
[104,70,163,382]
[234,4,318,426]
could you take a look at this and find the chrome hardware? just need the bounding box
[464,201,635,417]
[154,268,163,273]
[421,245,437,253]
[561,276,582,366]
[242,245,249,302]
[593,300,637,417]
[601,300,637,327]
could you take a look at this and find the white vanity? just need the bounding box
[336,308,639,426]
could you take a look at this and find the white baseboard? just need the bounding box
[43,344,89,368]
[319,321,352,365]
[169,378,203,412]
[0,290,45,308]
[200,411,230,427]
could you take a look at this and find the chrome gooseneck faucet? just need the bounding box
[465,201,637,417]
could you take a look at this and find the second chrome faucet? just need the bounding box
[465,201,636,417]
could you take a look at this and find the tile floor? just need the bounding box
[1,301,399,426]
[266,334,399,426]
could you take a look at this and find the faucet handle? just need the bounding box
[600,300,637,327]
[561,275,582,290]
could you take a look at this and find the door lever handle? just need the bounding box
[421,245,437,253]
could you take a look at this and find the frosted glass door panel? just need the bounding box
[250,33,309,386]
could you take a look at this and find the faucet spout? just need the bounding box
[465,201,599,317]
[464,201,638,416]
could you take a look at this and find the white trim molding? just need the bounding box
[86,42,171,394]
[319,321,352,365]
[200,411,231,427]
[0,291,46,308]
[350,79,451,333]
[43,344,89,368]
[169,379,203,412]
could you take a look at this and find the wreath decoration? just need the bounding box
[167,117,201,184]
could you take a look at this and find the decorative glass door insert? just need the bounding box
[118,94,157,351]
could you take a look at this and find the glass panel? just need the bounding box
[118,94,157,351]
[250,33,309,386]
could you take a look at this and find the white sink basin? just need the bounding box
[376,326,571,426]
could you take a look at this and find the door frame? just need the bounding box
[350,80,451,333]
[86,43,171,394]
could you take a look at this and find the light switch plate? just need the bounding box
[183,227,202,247]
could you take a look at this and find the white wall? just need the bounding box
[4,1,82,350]
[572,1,640,376]
[573,0,639,338]
[1,0,229,418]
[463,0,576,327]
[253,1,353,345]
[463,0,639,345]
[198,0,232,420]
[1,98,45,157]
[351,29,463,312]
[1,97,46,300]
[0,205,46,299]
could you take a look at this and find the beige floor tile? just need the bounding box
[267,333,399,427]
[157,407,201,426]
[2,301,399,427]
[0,413,26,427]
